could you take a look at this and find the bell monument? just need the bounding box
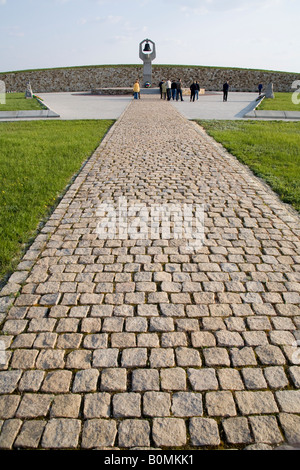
[139,39,156,87]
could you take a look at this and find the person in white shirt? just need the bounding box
[166,79,172,101]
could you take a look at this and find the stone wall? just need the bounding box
[0,65,299,93]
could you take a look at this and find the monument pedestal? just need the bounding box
[139,39,156,87]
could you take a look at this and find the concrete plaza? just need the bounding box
[37,91,258,121]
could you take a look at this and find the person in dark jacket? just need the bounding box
[171,80,177,100]
[190,81,197,102]
[176,79,184,101]
[223,81,229,102]
[159,80,164,99]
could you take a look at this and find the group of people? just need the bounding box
[159,79,230,103]
[159,79,202,102]
[159,79,184,102]
[133,78,265,102]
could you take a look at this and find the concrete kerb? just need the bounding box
[244,109,300,120]
[0,95,60,121]
[244,94,300,120]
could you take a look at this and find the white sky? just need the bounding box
[0,0,299,73]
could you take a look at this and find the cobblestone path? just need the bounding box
[1,96,300,450]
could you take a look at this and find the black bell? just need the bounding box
[143,42,151,52]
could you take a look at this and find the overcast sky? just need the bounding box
[0,0,299,73]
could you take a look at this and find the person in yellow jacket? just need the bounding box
[133,79,140,100]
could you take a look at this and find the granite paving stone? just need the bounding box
[81,419,117,449]
[42,418,81,449]
[51,395,82,418]
[0,395,21,419]
[249,416,284,445]
[143,392,171,417]
[189,418,221,447]
[1,95,300,449]
[222,417,253,445]
[14,420,46,449]
[152,418,186,447]
[118,420,150,448]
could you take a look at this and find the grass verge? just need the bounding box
[0,93,46,111]
[197,120,300,213]
[0,119,114,283]
[258,93,300,112]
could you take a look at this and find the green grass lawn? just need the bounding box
[0,120,114,282]
[258,92,300,111]
[0,93,46,111]
[197,120,300,213]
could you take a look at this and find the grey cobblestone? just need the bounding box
[264,366,289,389]
[0,419,23,449]
[160,368,187,391]
[206,392,237,417]
[188,368,219,391]
[0,371,22,394]
[118,420,150,448]
[113,393,141,418]
[189,418,220,447]
[279,414,300,445]
[132,369,160,391]
[0,396,21,419]
[18,371,45,392]
[1,95,300,450]
[14,420,46,449]
[16,394,53,419]
[249,416,284,445]
[276,391,300,413]
[143,392,171,417]
[72,369,99,393]
[171,392,203,417]
[82,419,117,449]
[217,369,244,391]
[152,418,186,447]
[51,395,82,418]
[241,368,268,390]
[236,391,279,415]
[222,417,252,445]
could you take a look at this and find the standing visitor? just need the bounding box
[258,83,263,96]
[159,80,165,99]
[133,80,140,100]
[190,81,197,102]
[161,81,167,100]
[176,79,184,101]
[166,79,172,101]
[195,81,200,100]
[223,81,229,102]
[171,80,177,101]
